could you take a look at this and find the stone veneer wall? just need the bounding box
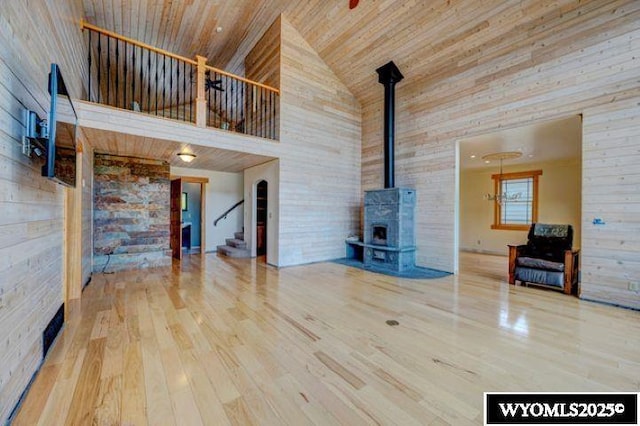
[93,154,171,272]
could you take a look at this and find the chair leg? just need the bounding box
[508,246,517,285]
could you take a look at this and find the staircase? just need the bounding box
[216,231,250,258]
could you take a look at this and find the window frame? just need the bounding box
[490,169,542,231]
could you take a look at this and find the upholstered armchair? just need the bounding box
[508,223,580,295]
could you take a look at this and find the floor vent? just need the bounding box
[42,304,64,359]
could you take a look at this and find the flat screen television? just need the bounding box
[43,64,78,187]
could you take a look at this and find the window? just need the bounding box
[181,192,188,211]
[491,170,542,230]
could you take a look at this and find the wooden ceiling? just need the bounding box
[83,0,591,106]
[82,127,275,172]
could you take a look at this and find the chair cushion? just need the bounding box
[515,267,564,288]
[517,256,565,272]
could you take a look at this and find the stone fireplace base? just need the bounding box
[362,187,416,273]
[364,244,416,272]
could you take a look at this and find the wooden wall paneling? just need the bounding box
[65,164,80,302]
[244,16,282,143]
[274,16,362,266]
[81,123,276,173]
[245,17,281,90]
[0,0,86,422]
[242,15,363,266]
[66,128,94,303]
[581,97,640,309]
[76,101,281,164]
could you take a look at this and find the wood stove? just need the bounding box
[345,61,417,273]
[362,61,416,272]
[363,188,416,272]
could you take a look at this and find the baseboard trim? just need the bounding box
[460,248,507,257]
[579,296,640,312]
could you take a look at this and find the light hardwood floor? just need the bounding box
[13,252,640,425]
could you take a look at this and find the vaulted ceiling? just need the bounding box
[83,0,592,106]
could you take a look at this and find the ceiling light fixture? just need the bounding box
[177,152,196,163]
[482,151,523,204]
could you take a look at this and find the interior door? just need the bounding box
[170,178,182,260]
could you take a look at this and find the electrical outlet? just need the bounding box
[629,282,640,292]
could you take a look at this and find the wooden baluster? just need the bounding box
[195,56,207,128]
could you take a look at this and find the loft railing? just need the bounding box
[204,65,278,139]
[82,21,279,140]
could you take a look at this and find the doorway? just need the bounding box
[182,182,202,254]
[455,115,583,276]
[169,176,209,260]
[256,180,268,256]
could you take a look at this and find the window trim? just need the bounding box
[490,169,542,231]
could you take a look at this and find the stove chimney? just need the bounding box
[375,61,404,189]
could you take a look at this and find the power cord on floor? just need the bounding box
[102,253,114,274]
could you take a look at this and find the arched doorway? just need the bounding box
[256,180,268,256]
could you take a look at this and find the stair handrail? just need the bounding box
[214,200,244,227]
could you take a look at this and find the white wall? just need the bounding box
[460,159,582,255]
[171,167,244,251]
[244,160,280,265]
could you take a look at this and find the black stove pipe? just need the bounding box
[375,61,404,189]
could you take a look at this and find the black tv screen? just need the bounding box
[43,64,78,187]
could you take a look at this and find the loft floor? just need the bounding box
[13,253,640,425]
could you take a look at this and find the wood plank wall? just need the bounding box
[582,97,640,309]
[245,17,281,141]
[0,0,87,422]
[246,16,362,266]
[361,1,640,309]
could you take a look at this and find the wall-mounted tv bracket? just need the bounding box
[22,108,48,157]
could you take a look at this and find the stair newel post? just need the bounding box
[195,55,208,128]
